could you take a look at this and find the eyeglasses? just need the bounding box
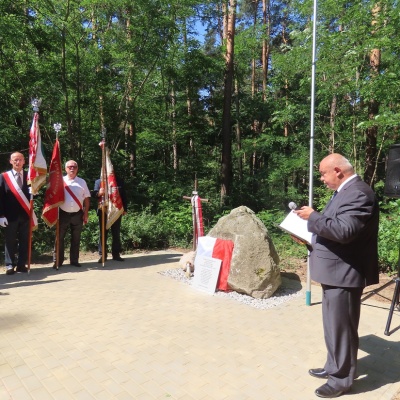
[67,165,77,169]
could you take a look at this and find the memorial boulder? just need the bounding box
[207,206,281,299]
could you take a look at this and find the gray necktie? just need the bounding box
[16,173,23,189]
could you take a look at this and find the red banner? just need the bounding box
[99,141,124,229]
[42,140,65,227]
[28,112,47,194]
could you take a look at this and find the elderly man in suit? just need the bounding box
[0,152,31,275]
[295,153,379,398]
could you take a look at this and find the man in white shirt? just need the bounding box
[53,160,90,268]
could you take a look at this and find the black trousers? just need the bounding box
[4,215,29,267]
[321,284,363,391]
[98,213,122,257]
[53,209,83,264]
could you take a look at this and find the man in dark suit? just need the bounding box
[92,176,127,262]
[0,152,31,275]
[295,153,379,398]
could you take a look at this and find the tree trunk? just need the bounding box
[364,4,381,186]
[251,1,258,97]
[74,41,82,163]
[222,2,228,45]
[182,19,194,153]
[262,0,271,102]
[235,78,242,182]
[220,0,236,206]
[171,82,178,171]
[127,117,136,177]
[124,15,137,177]
[61,22,74,159]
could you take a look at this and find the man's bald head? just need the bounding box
[319,153,355,190]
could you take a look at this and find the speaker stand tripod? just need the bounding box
[384,257,400,336]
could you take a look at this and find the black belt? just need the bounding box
[60,209,82,215]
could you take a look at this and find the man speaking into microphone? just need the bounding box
[294,153,379,398]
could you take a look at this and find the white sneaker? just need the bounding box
[6,265,14,275]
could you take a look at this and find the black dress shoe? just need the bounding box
[16,266,28,273]
[112,256,124,261]
[70,262,81,267]
[98,256,107,263]
[315,383,349,398]
[309,368,329,379]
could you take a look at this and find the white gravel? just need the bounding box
[159,268,303,310]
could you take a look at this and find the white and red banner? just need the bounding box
[99,142,124,229]
[191,193,204,245]
[28,112,47,194]
[42,139,65,227]
[196,236,234,291]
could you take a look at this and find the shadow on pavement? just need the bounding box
[353,334,400,395]
[0,251,183,291]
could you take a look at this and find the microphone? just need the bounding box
[288,202,298,210]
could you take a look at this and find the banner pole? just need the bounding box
[55,212,60,270]
[27,99,42,274]
[101,128,107,267]
[54,123,62,270]
[27,190,33,274]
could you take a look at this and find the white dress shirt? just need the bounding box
[60,176,90,213]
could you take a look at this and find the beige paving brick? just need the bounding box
[30,387,54,400]
[6,385,33,399]
[0,251,399,399]
[19,373,43,393]
[72,389,98,400]
[134,393,157,400]
[2,373,25,391]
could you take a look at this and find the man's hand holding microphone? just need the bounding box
[288,202,314,245]
[290,202,314,221]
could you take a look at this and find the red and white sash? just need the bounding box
[63,180,83,210]
[2,171,38,227]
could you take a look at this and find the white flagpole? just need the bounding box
[100,128,107,267]
[306,0,318,306]
[54,123,62,271]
